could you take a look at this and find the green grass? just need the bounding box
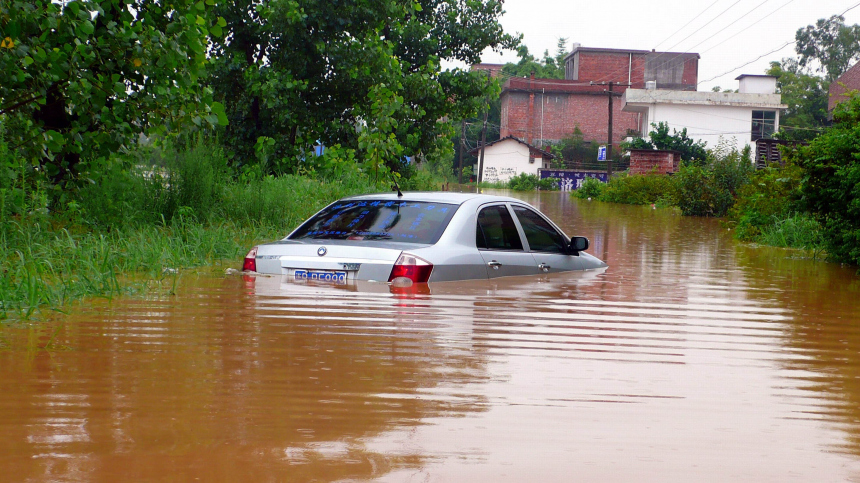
[0,218,267,320]
[757,212,824,251]
[0,170,388,321]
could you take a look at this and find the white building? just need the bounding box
[470,136,554,183]
[621,75,787,153]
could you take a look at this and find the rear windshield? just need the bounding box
[289,200,459,244]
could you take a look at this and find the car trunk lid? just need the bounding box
[254,241,412,282]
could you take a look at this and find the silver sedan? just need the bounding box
[243,192,607,284]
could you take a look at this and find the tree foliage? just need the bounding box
[795,14,860,83]
[500,37,567,80]
[622,122,708,164]
[790,94,860,265]
[766,60,829,141]
[549,126,598,167]
[0,0,225,185]
[208,0,518,173]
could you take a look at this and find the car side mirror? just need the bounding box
[569,236,589,255]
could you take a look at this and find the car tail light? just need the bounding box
[388,253,433,283]
[243,246,258,272]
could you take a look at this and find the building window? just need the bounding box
[751,110,776,141]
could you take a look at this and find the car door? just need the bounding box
[510,204,583,273]
[476,204,538,278]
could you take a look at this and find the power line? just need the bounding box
[681,0,772,53]
[697,40,795,85]
[653,0,722,50]
[665,0,744,52]
[698,0,860,85]
[700,0,797,54]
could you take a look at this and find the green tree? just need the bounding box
[0,0,226,186]
[795,14,860,83]
[790,94,860,265]
[500,37,567,80]
[622,122,708,164]
[208,0,518,173]
[767,60,829,141]
[549,126,598,167]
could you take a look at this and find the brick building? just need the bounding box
[470,63,507,79]
[829,61,860,112]
[499,46,700,149]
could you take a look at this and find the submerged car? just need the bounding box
[242,192,607,283]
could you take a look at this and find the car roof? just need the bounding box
[341,191,524,206]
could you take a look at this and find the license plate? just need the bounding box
[294,269,348,284]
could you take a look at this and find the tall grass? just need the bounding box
[758,213,823,250]
[0,217,267,319]
[0,138,421,321]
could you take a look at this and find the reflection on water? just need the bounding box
[2,192,860,482]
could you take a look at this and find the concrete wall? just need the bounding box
[641,103,777,152]
[644,53,699,91]
[480,139,546,183]
[737,75,777,94]
[623,89,785,152]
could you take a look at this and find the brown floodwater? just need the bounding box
[3,191,860,482]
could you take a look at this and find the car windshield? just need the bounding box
[289,200,459,244]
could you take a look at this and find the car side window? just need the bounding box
[476,205,523,251]
[512,205,567,253]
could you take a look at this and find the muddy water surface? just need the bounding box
[3,192,860,482]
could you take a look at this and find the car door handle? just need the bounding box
[487,260,502,270]
[538,263,551,272]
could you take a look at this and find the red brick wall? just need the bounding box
[681,57,698,90]
[629,150,681,174]
[471,63,506,79]
[830,62,860,111]
[500,88,639,146]
[576,51,647,87]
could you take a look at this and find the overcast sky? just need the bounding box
[463,0,860,91]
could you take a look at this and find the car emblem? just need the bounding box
[317,246,327,257]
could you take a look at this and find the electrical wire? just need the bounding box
[664,0,744,52]
[653,0,722,50]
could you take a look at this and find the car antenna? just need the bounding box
[390,172,403,197]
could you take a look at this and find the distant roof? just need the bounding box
[469,135,555,159]
[563,46,700,62]
[735,74,777,80]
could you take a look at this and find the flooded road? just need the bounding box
[3,191,860,482]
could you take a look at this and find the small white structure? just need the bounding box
[470,136,554,183]
[621,74,787,152]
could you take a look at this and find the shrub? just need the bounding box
[675,146,752,217]
[728,162,804,241]
[790,95,860,266]
[598,173,676,205]
[572,177,606,199]
[505,172,558,191]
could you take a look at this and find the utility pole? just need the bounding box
[458,119,466,184]
[477,70,491,185]
[607,81,613,180]
[590,81,630,181]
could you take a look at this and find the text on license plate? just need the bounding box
[294,269,348,284]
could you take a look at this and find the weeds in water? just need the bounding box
[758,213,824,250]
